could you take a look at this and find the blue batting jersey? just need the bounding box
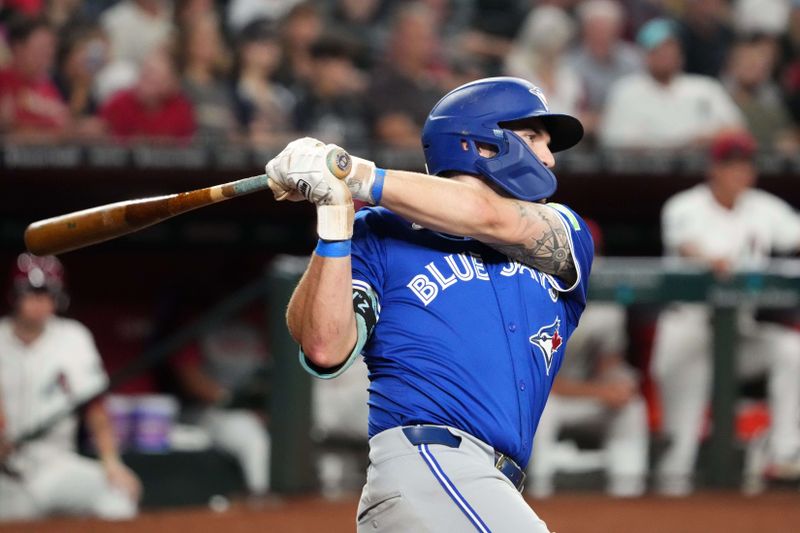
[320,204,592,468]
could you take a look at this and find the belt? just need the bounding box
[402,426,526,492]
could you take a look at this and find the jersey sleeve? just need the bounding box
[350,208,387,302]
[545,203,594,307]
[300,208,386,379]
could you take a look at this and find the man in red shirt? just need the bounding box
[101,48,195,141]
[0,17,69,136]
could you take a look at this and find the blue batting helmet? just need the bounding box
[421,77,583,201]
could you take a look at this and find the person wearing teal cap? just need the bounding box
[599,18,743,150]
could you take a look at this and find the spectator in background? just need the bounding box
[618,0,669,39]
[652,131,800,496]
[274,2,322,90]
[733,0,790,37]
[293,37,368,147]
[173,320,271,498]
[566,0,642,139]
[100,0,173,66]
[96,0,174,104]
[101,48,195,141]
[0,42,9,71]
[723,36,797,154]
[53,25,108,138]
[227,0,301,33]
[0,254,140,521]
[505,5,585,119]
[527,221,648,499]
[600,18,743,150]
[675,0,734,78]
[0,17,69,138]
[421,0,475,45]
[367,2,446,148]
[780,1,800,69]
[46,0,90,32]
[780,2,800,127]
[175,0,216,26]
[459,0,528,75]
[178,14,238,143]
[325,0,386,70]
[232,20,295,146]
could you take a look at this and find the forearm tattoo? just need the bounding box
[343,162,375,201]
[492,202,578,285]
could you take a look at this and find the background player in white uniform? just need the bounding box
[652,131,800,496]
[311,356,370,497]
[0,254,140,521]
[527,302,648,498]
[173,320,271,497]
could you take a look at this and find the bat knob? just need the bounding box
[326,148,353,180]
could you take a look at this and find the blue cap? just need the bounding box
[637,18,678,50]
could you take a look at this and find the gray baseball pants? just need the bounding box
[356,425,550,533]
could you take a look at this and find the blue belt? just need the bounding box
[402,426,526,492]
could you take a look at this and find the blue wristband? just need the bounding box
[314,239,351,257]
[371,168,386,205]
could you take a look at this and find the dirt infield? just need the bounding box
[2,491,798,533]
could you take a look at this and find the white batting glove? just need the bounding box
[265,137,354,240]
[268,137,383,204]
[266,137,346,204]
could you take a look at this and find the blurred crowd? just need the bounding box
[2,0,800,153]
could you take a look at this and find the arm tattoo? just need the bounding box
[491,202,578,285]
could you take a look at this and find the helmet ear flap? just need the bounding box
[474,130,557,201]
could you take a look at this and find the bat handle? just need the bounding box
[326,147,353,180]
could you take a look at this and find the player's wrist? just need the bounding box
[346,156,382,204]
[316,202,354,241]
[370,168,386,205]
[314,238,351,257]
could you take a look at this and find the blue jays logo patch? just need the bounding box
[529,86,549,111]
[529,317,562,375]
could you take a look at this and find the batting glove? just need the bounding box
[265,137,355,240]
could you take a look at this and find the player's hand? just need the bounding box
[265,137,352,206]
[266,137,355,240]
[104,458,142,502]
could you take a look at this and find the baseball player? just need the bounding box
[0,254,140,520]
[173,320,271,497]
[652,131,800,495]
[266,77,593,532]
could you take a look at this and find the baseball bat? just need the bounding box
[24,148,353,256]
